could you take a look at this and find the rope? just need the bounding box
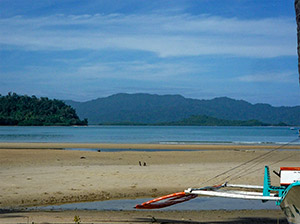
[230,147,299,182]
[200,137,300,186]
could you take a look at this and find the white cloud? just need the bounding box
[74,60,205,81]
[236,71,296,83]
[0,13,296,58]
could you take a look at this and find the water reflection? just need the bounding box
[33,197,278,211]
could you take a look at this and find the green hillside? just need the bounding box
[160,115,274,126]
[66,93,300,125]
[0,93,87,126]
[99,115,274,126]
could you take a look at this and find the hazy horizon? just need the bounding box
[2,90,300,107]
[62,92,300,107]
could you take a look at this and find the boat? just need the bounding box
[135,166,300,223]
[185,166,300,224]
[279,167,300,223]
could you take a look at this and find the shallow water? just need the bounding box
[32,197,278,211]
[65,147,300,152]
[66,148,197,152]
[0,126,299,145]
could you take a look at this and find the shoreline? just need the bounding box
[1,142,300,150]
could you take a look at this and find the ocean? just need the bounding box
[0,126,299,145]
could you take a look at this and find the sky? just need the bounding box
[0,0,299,106]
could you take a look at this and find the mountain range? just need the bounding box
[65,93,300,125]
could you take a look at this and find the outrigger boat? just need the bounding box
[136,166,300,224]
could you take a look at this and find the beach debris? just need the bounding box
[80,156,86,159]
[151,216,157,223]
[151,188,158,193]
[74,215,81,224]
[139,161,147,166]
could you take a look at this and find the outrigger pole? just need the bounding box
[135,166,285,209]
[185,166,285,204]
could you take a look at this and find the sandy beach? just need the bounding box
[0,142,299,223]
[0,210,288,223]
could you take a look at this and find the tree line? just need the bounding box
[0,93,87,126]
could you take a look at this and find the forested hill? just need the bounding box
[0,93,87,126]
[158,115,271,126]
[65,93,300,125]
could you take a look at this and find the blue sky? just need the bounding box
[0,0,299,106]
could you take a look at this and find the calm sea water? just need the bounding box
[0,126,299,145]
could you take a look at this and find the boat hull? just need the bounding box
[280,185,300,224]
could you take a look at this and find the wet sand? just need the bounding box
[0,210,288,224]
[0,142,299,223]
